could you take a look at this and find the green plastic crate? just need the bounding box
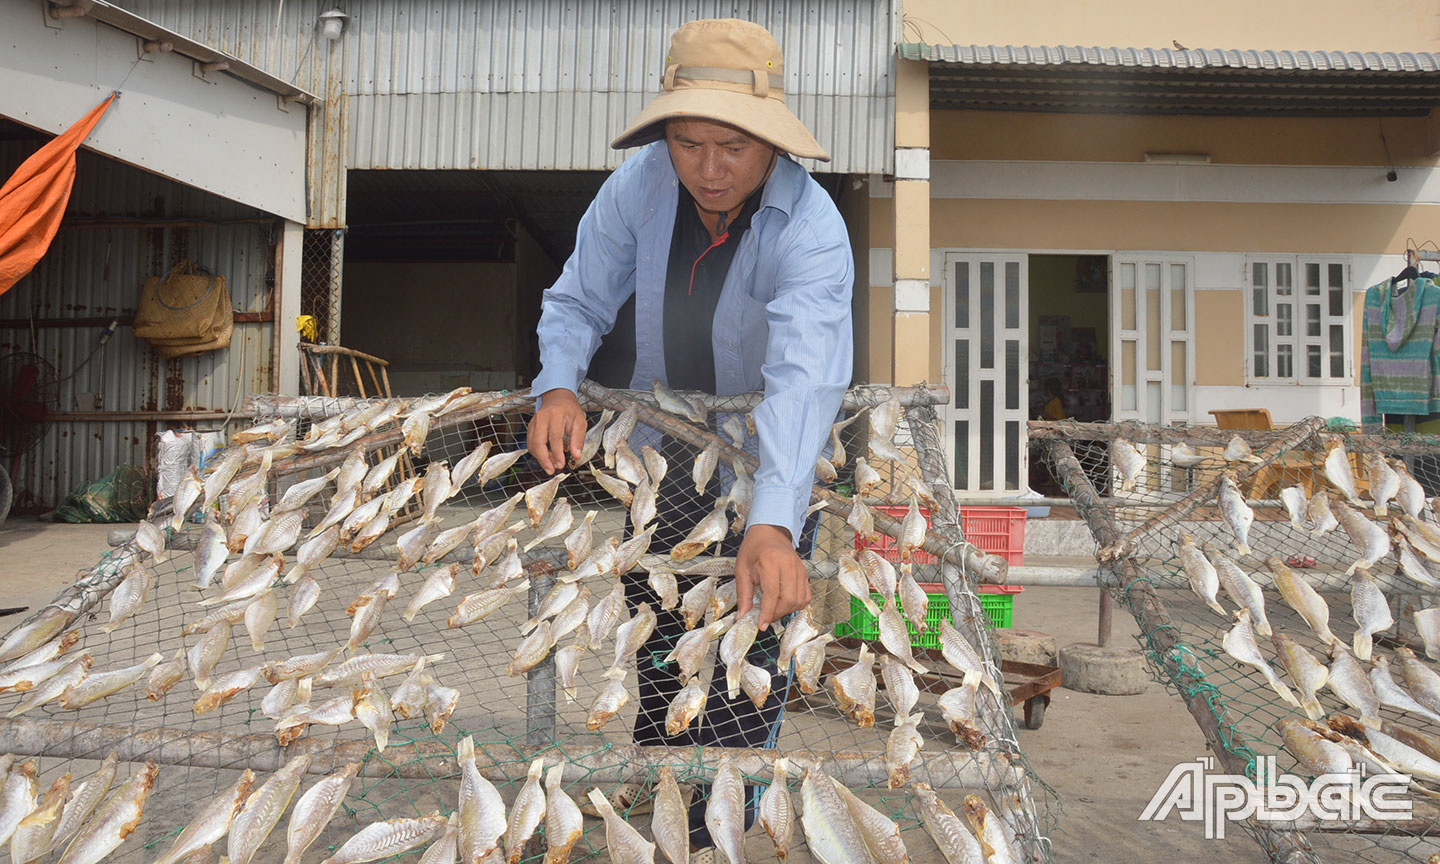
[833,588,1016,649]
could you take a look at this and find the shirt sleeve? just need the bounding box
[746,221,854,544]
[530,165,641,404]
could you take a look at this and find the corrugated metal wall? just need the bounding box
[0,142,276,510]
[114,0,894,178]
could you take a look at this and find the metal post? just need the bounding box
[326,229,345,344]
[525,568,557,748]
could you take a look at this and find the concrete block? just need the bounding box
[995,628,1057,666]
[1058,642,1149,696]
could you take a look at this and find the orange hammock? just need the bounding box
[0,94,117,297]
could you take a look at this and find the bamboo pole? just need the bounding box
[0,716,1021,789]
[578,380,1009,584]
[248,384,950,421]
[1042,438,1321,864]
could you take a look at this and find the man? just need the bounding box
[527,17,852,854]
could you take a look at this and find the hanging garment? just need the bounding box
[1360,276,1440,429]
[0,95,117,297]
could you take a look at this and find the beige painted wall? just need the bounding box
[1194,291,1245,386]
[925,199,1440,254]
[932,111,1440,166]
[901,0,1440,52]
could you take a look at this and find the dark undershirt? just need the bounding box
[586,183,764,391]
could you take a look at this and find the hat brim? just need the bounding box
[610,88,830,162]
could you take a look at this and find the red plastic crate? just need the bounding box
[854,505,939,564]
[855,505,1027,567]
[959,506,1027,566]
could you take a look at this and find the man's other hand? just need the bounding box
[528,388,587,475]
[736,524,811,632]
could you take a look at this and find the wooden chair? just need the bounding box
[298,343,392,398]
[1209,408,1274,430]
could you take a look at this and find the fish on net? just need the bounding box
[1035,419,1440,863]
[0,384,1056,864]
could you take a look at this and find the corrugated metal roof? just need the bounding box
[903,43,1440,72]
[56,0,317,103]
[113,0,895,174]
[903,42,1440,116]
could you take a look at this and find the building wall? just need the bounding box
[900,0,1440,52]
[0,142,276,510]
[116,0,896,177]
[341,262,517,395]
[870,109,1440,424]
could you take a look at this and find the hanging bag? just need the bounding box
[132,260,233,359]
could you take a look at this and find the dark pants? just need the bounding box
[622,435,814,847]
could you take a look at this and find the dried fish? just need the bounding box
[705,755,746,864]
[1217,471,1254,556]
[54,761,158,864]
[286,575,322,629]
[12,772,69,864]
[898,497,927,562]
[586,668,631,731]
[602,405,638,470]
[103,565,152,633]
[672,503,729,561]
[913,783,983,864]
[145,648,186,701]
[587,787,655,864]
[353,675,392,753]
[280,760,360,864]
[564,511,598,570]
[543,765,583,864]
[833,777,911,864]
[449,579,529,629]
[405,564,459,623]
[195,515,229,590]
[458,735,507,863]
[150,771,255,864]
[1351,570,1394,662]
[1223,609,1301,710]
[452,441,494,490]
[799,767,869,864]
[321,812,448,864]
[60,653,162,709]
[831,643,877,728]
[505,759,547,864]
[652,766,690,864]
[589,466,634,506]
[525,496,575,552]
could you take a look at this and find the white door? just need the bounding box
[941,253,1029,495]
[1111,257,1195,425]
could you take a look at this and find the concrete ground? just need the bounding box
[0,518,1269,863]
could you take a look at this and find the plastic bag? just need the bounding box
[54,464,155,523]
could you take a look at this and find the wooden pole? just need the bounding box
[0,716,1022,789]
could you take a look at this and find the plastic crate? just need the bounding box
[832,584,1022,649]
[855,505,1026,567]
[854,505,939,564]
[959,506,1027,566]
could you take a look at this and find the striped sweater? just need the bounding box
[1360,277,1440,429]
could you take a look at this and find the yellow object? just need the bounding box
[296,315,318,341]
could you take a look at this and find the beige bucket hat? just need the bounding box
[610,18,830,162]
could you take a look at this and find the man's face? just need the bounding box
[665,119,777,215]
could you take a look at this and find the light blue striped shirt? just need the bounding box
[532,141,854,543]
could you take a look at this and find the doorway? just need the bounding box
[1027,254,1111,494]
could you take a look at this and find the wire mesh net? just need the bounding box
[0,384,1057,864]
[299,228,343,346]
[1034,419,1440,863]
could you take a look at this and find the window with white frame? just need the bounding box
[1245,257,1351,384]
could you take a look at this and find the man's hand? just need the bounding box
[736,524,811,632]
[528,388,587,475]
